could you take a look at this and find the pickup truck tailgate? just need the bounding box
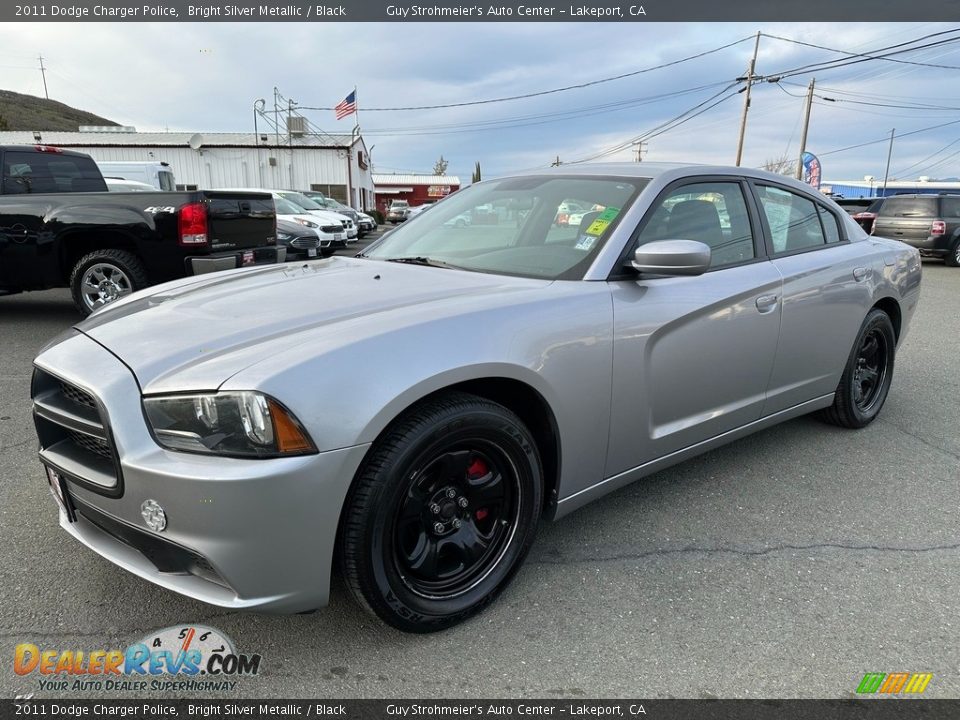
[203,191,276,251]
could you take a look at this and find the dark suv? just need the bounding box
[834,197,883,234]
[872,193,960,267]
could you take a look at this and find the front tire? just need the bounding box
[820,309,896,428]
[339,392,543,632]
[69,249,148,317]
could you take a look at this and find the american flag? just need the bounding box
[334,91,357,121]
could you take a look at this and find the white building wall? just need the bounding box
[64,144,374,199]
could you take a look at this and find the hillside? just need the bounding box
[0,89,118,131]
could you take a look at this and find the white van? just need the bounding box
[95,161,176,191]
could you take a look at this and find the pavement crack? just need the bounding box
[532,541,960,565]
[879,419,960,460]
[0,439,33,453]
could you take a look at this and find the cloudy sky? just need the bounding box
[2,21,959,184]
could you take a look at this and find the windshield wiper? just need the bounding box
[382,256,461,269]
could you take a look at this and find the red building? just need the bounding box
[373,174,462,214]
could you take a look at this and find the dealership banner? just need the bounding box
[3,0,959,22]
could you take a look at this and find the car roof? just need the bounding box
[504,161,817,185]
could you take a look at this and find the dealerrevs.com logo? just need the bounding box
[14,625,261,692]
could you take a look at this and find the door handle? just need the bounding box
[756,294,779,312]
[853,267,868,281]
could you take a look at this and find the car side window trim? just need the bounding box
[607,175,767,280]
[747,179,850,260]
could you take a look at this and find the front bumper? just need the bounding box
[33,332,369,613]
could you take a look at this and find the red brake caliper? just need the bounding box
[467,458,489,520]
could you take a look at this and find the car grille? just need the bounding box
[290,237,320,249]
[32,368,122,495]
[320,225,340,234]
[60,381,96,409]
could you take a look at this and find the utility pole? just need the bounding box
[633,141,647,162]
[795,77,815,181]
[38,54,49,99]
[551,155,562,167]
[882,128,895,196]
[735,31,761,167]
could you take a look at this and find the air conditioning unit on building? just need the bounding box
[287,116,307,138]
[268,157,277,167]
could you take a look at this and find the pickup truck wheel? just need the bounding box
[819,309,896,429]
[70,249,148,316]
[339,391,542,632]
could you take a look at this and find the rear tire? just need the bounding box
[819,309,896,429]
[339,391,542,632]
[944,241,960,267]
[69,249,148,317]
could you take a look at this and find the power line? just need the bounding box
[819,118,960,157]
[760,30,960,72]
[566,83,742,165]
[349,82,731,138]
[295,35,754,112]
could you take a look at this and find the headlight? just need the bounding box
[143,392,315,458]
[294,218,318,228]
[277,231,293,241]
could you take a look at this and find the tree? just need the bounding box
[433,155,449,176]
[761,154,797,176]
[471,161,482,183]
[0,114,8,131]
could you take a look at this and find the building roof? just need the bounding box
[373,174,461,186]
[0,131,358,148]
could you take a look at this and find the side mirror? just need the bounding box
[630,239,711,276]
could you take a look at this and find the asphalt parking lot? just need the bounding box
[1,256,957,699]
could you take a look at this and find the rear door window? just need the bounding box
[755,185,826,254]
[817,205,842,243]
[2,151,107,194]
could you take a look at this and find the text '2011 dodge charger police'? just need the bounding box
[32,163,921,632]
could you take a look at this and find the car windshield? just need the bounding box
[365,175,646,280]
[277,191,323,211]
[274,197,305,215]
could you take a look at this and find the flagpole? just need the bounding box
[353,85,360,134]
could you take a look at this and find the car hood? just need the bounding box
[76,258,552,394]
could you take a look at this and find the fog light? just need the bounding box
[141,499,167,532]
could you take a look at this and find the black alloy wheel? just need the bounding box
[392,444,518,599]
[820,308,896,429]
[339,392,543,632]
[852,326,889,415]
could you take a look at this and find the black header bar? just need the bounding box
[4,0,960,22]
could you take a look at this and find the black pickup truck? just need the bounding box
[0,145,283,315]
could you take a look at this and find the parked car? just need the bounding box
[299,191,366,235]
[387,206,410,223]
[357,212,377,234]
[834,197,884,234]
[276,217,335,259]
[104,178,158,192]
[31,163,921,633]
[0,145,283,315]
[276,190,358,241]
[274,199,347,260]
[871,193,960,266]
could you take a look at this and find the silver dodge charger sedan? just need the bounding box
[32,163,922,632]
